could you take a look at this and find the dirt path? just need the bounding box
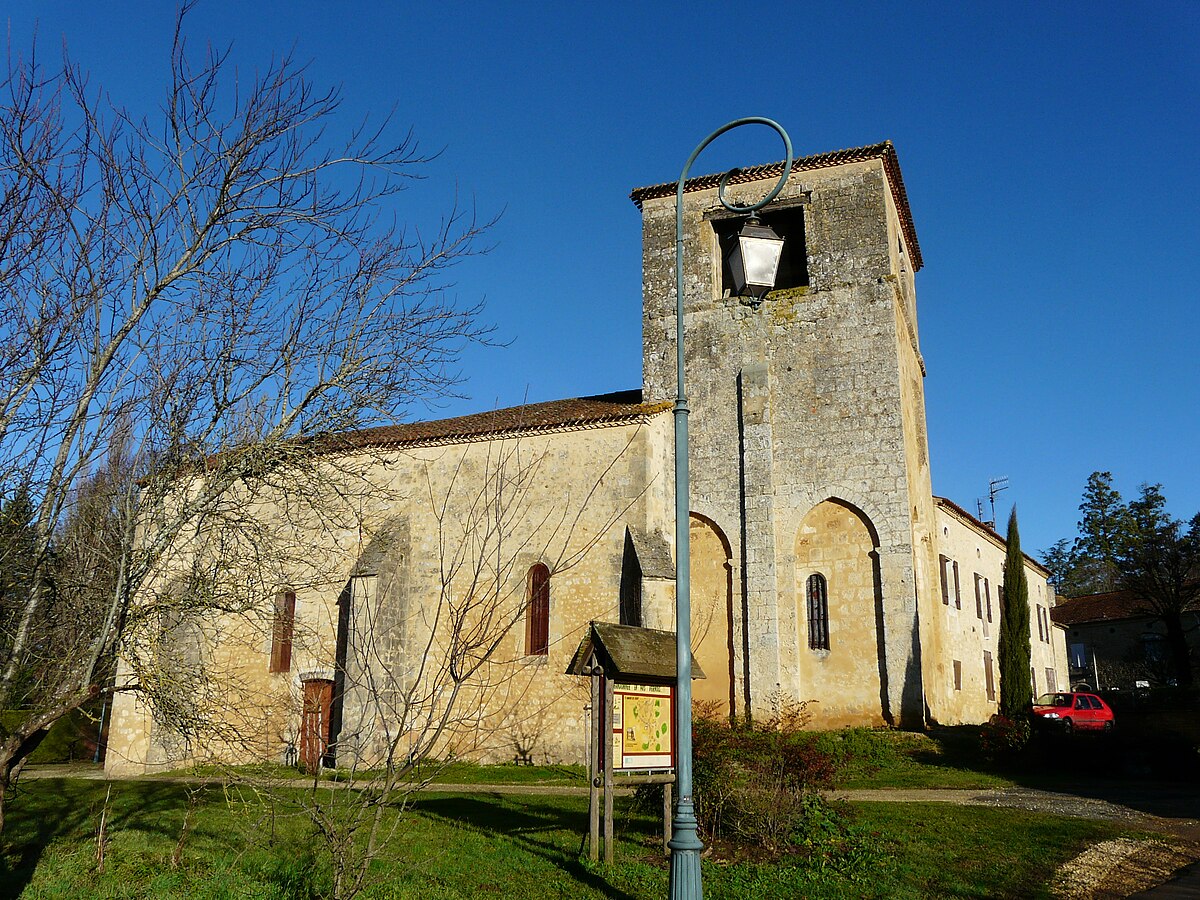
[830,786,1200,832]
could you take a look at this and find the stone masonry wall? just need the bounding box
[106,414,676,774]
[639,158,926,726]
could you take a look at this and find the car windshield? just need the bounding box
[1035,693,1072,707]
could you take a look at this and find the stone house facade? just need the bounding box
[932,498,1067,720]
[1052,590,1200,690]
[105,141,1066,775]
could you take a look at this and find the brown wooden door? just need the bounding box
[300,678,334,772]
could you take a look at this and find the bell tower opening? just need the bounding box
[713,204,809,298]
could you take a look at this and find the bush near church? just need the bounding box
[691,698,842,853]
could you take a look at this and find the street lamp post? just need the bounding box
[668,118,792,900]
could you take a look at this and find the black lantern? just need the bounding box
[728,216,785,300]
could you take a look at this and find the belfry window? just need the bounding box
[714,205,809,297]
[806,573,830,651]
[525,564,550,656]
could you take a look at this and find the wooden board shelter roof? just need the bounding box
[566,621,705,683]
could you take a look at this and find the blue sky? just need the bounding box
[6,1,1198,558]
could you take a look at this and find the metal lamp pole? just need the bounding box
[669,118,792,899]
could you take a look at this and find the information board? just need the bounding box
[611,682,673,771]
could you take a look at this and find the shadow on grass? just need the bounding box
[414,793,649,900]
[917,724,1200,820]
[0,778,202,900]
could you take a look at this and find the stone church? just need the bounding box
[105,141,1067,775]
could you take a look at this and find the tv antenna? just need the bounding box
[977,476,1009,530]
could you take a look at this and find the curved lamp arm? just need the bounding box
[674,117,793,397]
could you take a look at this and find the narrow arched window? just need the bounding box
[806,573,829,651]
[525,564,550,656]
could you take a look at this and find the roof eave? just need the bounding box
[629,140,923,272]
[934,496,1053,578]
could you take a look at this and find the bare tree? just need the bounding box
[180,430,646,900]
[0,6,491,832]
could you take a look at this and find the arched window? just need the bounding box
[525,564,550,656]
[806,573,829,651]
[619,532,643,627]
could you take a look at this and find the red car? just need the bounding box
[1031,692,1115,734]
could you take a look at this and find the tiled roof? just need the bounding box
[1051,590,1152,626]
[629,140,923,271]
[1051,587,1200,627]
[934,496,1052,577]
[331,390,670,450]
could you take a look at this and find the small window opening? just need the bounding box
[1068,642,1087,669]
[525,564,550,656]
[806,573,830,651]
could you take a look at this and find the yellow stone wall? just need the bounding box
[928,500,1065,723]
[106,413,676,775]
[689,514,733,713]
[792,499,887,728]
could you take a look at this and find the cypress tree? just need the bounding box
[998,507,1033,718]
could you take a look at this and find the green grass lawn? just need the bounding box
[148,760,588,788]
[818,726,1021,789]
[140,724,1135,795]
[1,778,1140,899]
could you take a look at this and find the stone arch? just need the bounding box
[790,485,891,550]
[688,513,734,716]
[794,498,886,727]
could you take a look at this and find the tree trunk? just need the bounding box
[0,739,36,836]
[0,749,30,835]
[0,717,58,835]
[1162,614,1193,687]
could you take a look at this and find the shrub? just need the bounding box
[979,714,1030,761]
[810,727,906,782]
[691,695,839,852]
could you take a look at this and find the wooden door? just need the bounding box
[300,678,334,772]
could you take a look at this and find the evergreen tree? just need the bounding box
[1119,484,1199,687]
[998,507,1032,717]
[1040,472,1132,596]
[1071,471,1128,593]
[0,487,38,640]
[1041,473,1198,686]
